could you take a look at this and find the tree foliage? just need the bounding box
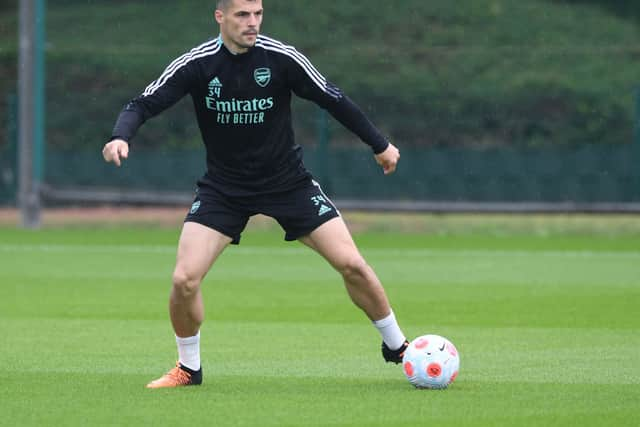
[1,0,639,150]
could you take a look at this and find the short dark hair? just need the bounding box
[217,0,259,11]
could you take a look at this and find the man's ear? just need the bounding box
[214,9,224,25]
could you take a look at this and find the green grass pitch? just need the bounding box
[1,220,639,426]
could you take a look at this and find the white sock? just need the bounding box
[372,310,406,350]
[176,332,201,371]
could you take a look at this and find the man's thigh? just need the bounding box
[175,222,233,279]
[297,216,362,270]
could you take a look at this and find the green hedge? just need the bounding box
[1,0,639,151]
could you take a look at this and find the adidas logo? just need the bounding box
[318,204,332,216]
[208,77,222,98]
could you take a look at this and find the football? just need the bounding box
[402,334,460,389]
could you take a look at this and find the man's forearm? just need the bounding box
[325,95,389,154]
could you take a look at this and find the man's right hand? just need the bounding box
[102,139,129,167]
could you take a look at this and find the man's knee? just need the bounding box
[172,267,202,297]
[338,255,371,282]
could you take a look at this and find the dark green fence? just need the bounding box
[5,96,640,207]
[39,142,639,205]
[0,94,17,204]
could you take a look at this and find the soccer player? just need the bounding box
[103,0,408,388]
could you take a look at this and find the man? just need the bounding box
[103,0,408,388]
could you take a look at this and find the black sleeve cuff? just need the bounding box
[110,106,145,145]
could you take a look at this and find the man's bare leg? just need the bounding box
[147,222,232,388]
[170,222,231,337]
[298,217,407,357]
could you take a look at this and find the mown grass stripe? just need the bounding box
[1,243,638,258]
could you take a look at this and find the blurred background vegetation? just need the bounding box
[1,0,639,150]
[1,0,639,205]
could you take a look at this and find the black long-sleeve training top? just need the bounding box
[111,34,389,195]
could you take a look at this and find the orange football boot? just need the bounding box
[146,362,202,389]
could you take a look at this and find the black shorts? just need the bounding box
[184,179,340,244]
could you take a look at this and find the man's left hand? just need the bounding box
[374,143,400,175]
